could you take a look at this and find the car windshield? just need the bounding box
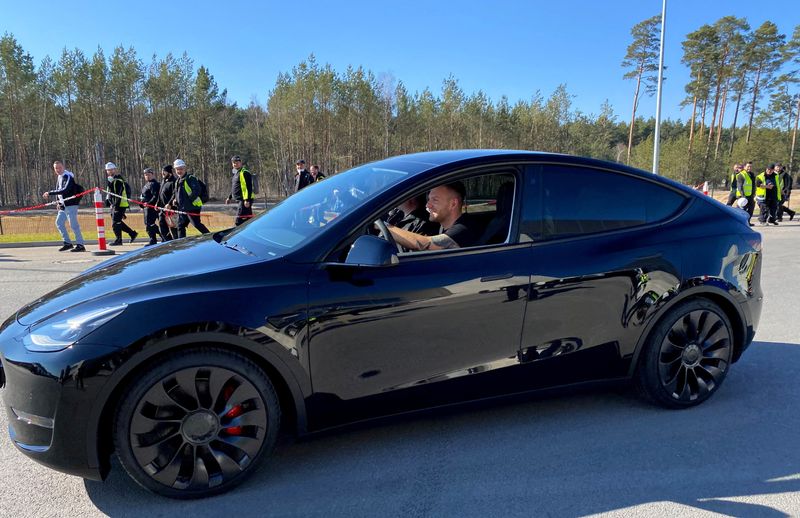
[224,163,410,253]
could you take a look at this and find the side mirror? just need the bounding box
[345,235,399,267]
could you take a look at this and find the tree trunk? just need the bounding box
[626,65,643,165]
[714,82,729,159]
[790,97,800,175]
[746,63,763,144]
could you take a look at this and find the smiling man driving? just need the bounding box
[387,181,478,250]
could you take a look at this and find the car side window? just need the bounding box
[522,164,686,241]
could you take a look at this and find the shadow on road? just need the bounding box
[0,253,26,263]
[85,340,800,517]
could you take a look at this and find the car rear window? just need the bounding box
[522,164,687,240]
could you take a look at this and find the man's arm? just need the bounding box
[387,224,459,251]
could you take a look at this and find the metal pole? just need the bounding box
[652,0,667,175]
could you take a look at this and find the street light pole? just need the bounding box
[652,0,667,175]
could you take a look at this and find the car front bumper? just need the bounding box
[0,319,120,481]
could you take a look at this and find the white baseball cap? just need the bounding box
[104,162,117,170]
[173,159,186,168]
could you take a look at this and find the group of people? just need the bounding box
[44,155,255,250]
[725,161,795,226]
[294,159,325,191]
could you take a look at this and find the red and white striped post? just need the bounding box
[92,187,115,256]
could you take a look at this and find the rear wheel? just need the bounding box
[636,299,733,408]
[113,348,280,498]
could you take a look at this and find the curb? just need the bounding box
[0,240,104,249]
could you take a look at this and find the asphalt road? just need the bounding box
[0,226,798,518]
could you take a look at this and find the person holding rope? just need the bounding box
[42,160,86,252]
[157,164,178,241]
[171,159,210,237]
[226,155,254,226]
[104,162,138,245]
[140,167,161,245]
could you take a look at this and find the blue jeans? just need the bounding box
[55,205,84,245]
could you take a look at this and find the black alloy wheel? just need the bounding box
[114,348,280,498]
[636,299,733,408]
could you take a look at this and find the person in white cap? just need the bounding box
[42,160,86,252]
[170,158,210,236]
[104,162,138,245]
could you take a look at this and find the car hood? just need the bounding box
[16,235,260,326]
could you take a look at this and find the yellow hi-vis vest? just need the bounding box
[755,171,783,202]
[114,178,129,208]
[736,172,753,197]
[183,175,203,207]
[239,167,250,200]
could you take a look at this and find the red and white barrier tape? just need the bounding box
[0,189,94,215]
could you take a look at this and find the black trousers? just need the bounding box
[758,199,778,223]
[777,196,795,220]
[725,191,737,206]
[143,208,160,241]
[111,208,136,240]
[177,210,210,237]
[235,201,253,226]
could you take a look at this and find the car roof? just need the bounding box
[369,149,699,197]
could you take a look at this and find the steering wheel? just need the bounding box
[373,218,400,252]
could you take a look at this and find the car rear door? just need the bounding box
[516,163,687,386]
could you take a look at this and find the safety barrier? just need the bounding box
[92,188,114,256]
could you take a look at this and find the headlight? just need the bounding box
[23,304,128,352]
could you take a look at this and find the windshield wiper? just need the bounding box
[222,241,254,256]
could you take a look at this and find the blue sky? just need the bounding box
[1,0,798,123]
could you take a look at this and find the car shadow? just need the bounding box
[85,340,800,517]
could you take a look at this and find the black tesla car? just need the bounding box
[0,150,762,498]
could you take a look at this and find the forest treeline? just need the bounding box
[1,14,799,206]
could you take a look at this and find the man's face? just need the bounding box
[296,163,305,172]
[310,166,319,176]
[426,186,459,223]
[53,162,64,175]
[175,167,186,177]
[734,164,741,172]
[144,173,153,182]
[745,164,752,172]
[106,168,116,177]
[232,159,242,169]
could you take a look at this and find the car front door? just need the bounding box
[305,190,530,428]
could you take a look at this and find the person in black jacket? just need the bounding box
[42,160,86,252]
[157,165,178,241]
[140,168,161,245]
[104,162,138,246]
[171,159,210,237]
[226,155,254,226]
[294,159,313,192]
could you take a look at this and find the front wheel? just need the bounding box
[635,299,734,408]
[113,348,280,498]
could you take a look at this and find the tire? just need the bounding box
[113,347,280,499]
[635,298,734,409]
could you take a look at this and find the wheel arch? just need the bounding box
[88,324,310,479]
[627,284,747,378]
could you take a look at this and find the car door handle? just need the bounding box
[480,273,513,282]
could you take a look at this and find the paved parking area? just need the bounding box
[0,225,798,517]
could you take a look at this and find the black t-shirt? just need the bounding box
[443,214,479,248]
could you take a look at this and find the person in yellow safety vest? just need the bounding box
[104,162,138,245]
[755,163,782,226]
[736,161,756,226]
[226,155,254,226]
[171,159,210,237]
[726,163,742,206]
